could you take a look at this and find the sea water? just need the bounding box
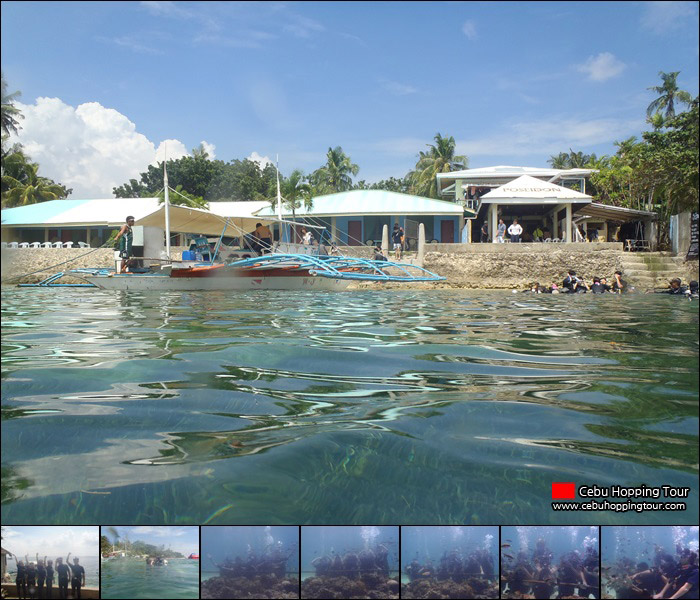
[100,557,199,599]
[1,288,697,524]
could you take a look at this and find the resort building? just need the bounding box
[254,189,465,247]
[436,165,657,245]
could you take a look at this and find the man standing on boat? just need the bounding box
[253,222,273,254]
[114,216,135,273]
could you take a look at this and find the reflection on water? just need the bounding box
[1,289,698,524]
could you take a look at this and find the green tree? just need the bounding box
[310,146,359,193]
[158,184,208,209]
[277,169,312,219]
[1,72,23,141]
[646,71,693,119]
[354,176,411,193]
[2,160,70,208]
[548,149,597,169]
[408,133,467,198]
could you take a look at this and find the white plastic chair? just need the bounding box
[41,241,52,248]
[1,242,8,249]
[52,241,62,248]
[63,241,74,248]
[77,241,90,248]
[19,242,30,248]
[29,242,41,248]
[8,242,19,249]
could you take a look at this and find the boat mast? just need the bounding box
[276,155,285,242]
[164,157,171,258]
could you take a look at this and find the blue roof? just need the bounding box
[1,200,91,225]
[1,198,161,227]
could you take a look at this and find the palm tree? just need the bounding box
[158,184,208,209]
[279,169,312,220]
[646,71,693,119]
[2,161,68,208]
[311,146,359,193]
[1,72,23,140]
[408,133,467,198]
[547,149,596,169]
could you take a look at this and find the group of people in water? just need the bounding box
[502,538,599,599]
[209,541,296,580]
[311,543,392,580]
[10,552,86,600]
[524,269,699,297]
[404,547,495,583]
[604,544,699,599]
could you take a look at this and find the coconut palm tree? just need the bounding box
[158,184,208,209]
[279,169,312,220]
[1,72,23,140]
[646,71,693,119]
[408,133,467,198]
[311,146,359,193]
[1,161,68,208]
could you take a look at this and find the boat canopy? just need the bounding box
[134,204,276,236]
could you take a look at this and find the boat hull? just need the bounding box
[83,269,352,291]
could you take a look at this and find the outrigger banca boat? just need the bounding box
[21,165,445,291]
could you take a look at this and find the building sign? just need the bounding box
[687,211,699,260]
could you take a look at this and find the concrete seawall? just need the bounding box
[2,245,697,289]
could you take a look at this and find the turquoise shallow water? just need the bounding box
[1,288,698,524]
[100,558,199,599]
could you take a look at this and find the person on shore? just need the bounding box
[507,219,523,243]
[24,558,36,600]
[36,555,46,599]
[68,556,85,600]
[496,219,506,243]
[392,224,404,259]
[55,557,70,600]
[114,216,135,274]
[373,246,388,261]
[14,557,27,600]
[533,225,544,242]
[480,222,489,243]
[45,559,54,600]
[612,271,628,294]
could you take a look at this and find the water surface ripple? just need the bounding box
[1,288,697,524]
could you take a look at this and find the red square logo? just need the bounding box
[552,482,576,499]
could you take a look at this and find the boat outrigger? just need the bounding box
[20,163,445,291]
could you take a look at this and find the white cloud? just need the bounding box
[378,78,418,96]
[248,151,272,168]
[455,117,643,158]
[199,141,216,159]
[283,14,325,38]
[154,139,189,165]
[462,20,477,40]
[576,52,626,82]
[13,98,197,198]
[641,1,698,34]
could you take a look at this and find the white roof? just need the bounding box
[437,165,595,180]
[135,203,276,236]
[480,175,593,204]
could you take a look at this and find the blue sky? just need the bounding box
[105,526,199,555]
[2,526,99,558]
[2,1,698,198]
